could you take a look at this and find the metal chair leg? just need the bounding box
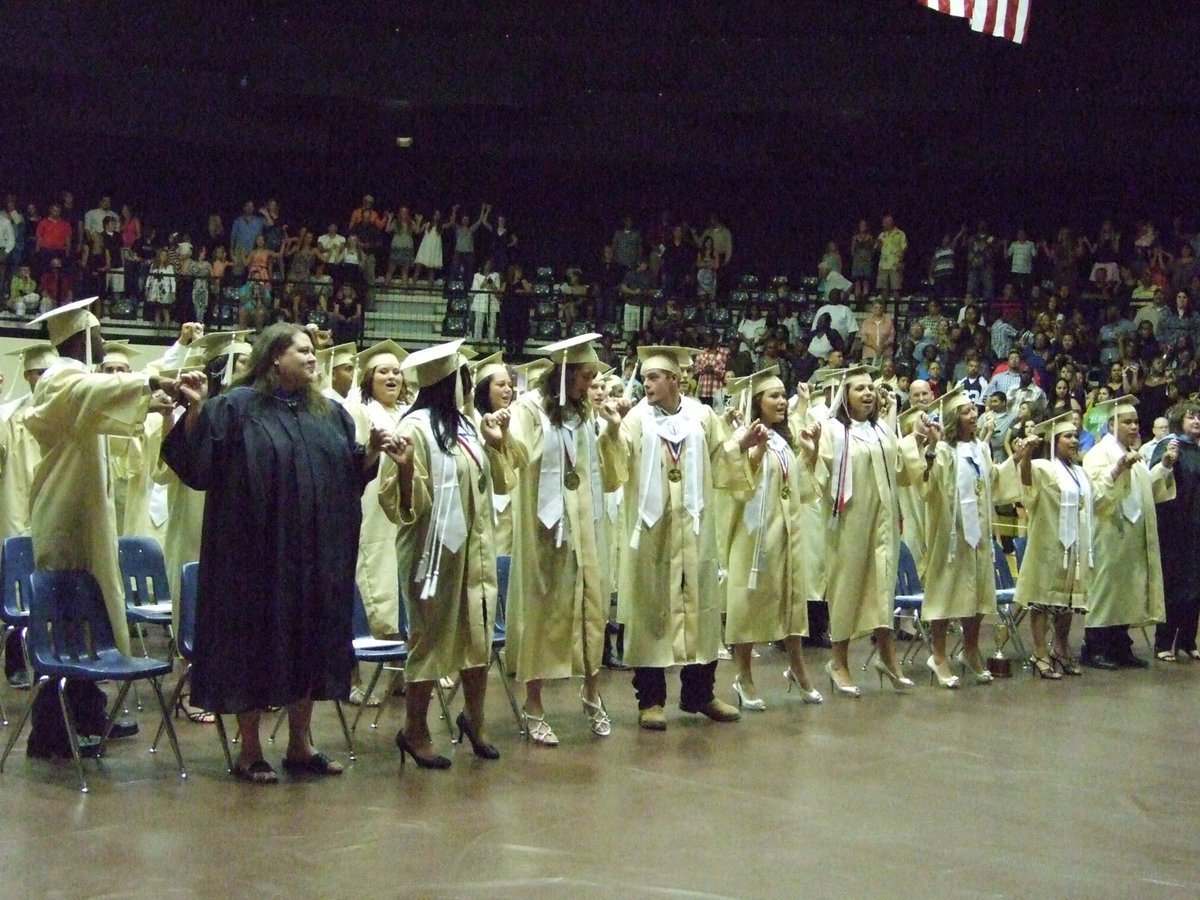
[333,701,355,761]
[152,666,189,753]
[268,707,287,742]
[350,663,385,734]
[55,677,89,794]
[493,649,526,736]
[213,714,234,773]
[434,682,455,741]
[0,677,48,771]
[148,677,186,779]
[101,682,134,744]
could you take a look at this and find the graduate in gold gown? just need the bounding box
[471,353,516,556]
[808,366,915,697]
[379,340,515,768]
[723,366,824,709]
[1080,396,1177,668]
[1014,412,1097,679]
[506,335,617,745]
[597,345,752,730]
[913,386,1026,688]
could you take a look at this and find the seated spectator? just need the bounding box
[555,268,587,332]
[37,257,74,309]
[813,289,857,344]
[329,283,362,347]
[1156,290,1200,350]
[9,263,38,314]
[237,273,272,331]
[804,312,845,363]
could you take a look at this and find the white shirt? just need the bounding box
[318,233,346,264]
[0,215,13,253]
[813,303,859,341]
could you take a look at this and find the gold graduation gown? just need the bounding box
[724,429,817,644]
[153,411,205,635]
[598,397,746,669]
[353,399,406,637]
[378,415,514,681]
[813,419,908,642]
[917,439,1020,620]
[25,361,151,655]
[1082,435,1173,628]
[112,414,168,545]
[1013,458,1097,611]
[506,398,615,681]
[0,397,40,542]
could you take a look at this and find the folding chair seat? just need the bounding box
[151,562,233,772]
[117,536,175,657]
[346,587,409,735]
[0,569,185,792]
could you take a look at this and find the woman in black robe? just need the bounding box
[163,323,386,783]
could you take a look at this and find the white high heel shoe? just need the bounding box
[873,657,915,693]
[732,675,766,710]
[783,667,823,704]
[953,651,994,684]
[925,655,961,689]
[521,709,560,746]
[824,660,861,698]
[580,686,611,736]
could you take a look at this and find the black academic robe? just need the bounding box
[162,386,370,713]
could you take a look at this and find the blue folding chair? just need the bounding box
[347,587,409,735]
[0,535,37,724]
[0,569,185,792]
[993,539,1029,661]
[118,536,175,658]
[865,541,928,670]
[151,562,233,772]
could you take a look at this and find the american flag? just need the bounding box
[920,0,1031,44]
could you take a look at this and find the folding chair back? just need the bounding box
[1,535,34,628]
[118,536,172,612]
[494,555,511,643]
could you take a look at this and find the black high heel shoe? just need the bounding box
[455,712,500,760]
[395,730,452,769]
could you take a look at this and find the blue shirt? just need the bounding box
[230,215,265,254]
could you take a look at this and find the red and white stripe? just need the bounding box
[920,0,1031,44]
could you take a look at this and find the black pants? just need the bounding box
[1084,625,1133,659]
[1156,590,1200,653]
[27,679,110,755]
[3,629,24,678]
[632,661,717,710]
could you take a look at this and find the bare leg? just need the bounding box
[876,627,902,674]
[401,680,438,757]
[830,638,855,688]
[582,669,602,706]
[731,642,760,701]
[1030,609,1049,658]
[460,666,490,742]
[960,614,984,665]
[783,635,815,690]
[235,710,263,769]
[1051,610,1074,659]
[927,619,955,679]
[523,678,545,718]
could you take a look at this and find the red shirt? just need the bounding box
[36,217,72,251]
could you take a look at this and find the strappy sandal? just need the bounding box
[1052,653,1083,676]
[521,709,559,746]
[176,693,216,724]
[1030,656,1062,680]
[233,759,279,784]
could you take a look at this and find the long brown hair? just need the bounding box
[538,363,592,427]
[234,323,329,414]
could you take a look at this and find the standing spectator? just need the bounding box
[619,257,656,341]
[591,244,623,325]
[695,235,719,304]
[83,195,115,247]
[22,202,40,268]
[0,204,13,290]
[929,228,965,298]
[229,201,265,274]
[693,332,728,406]
[659,226,693,299]
[859,299,894,363]
[4,195,25,272]
[875,215,907,302]
[849,219,875,301]
[414,211,445,285]
[349,198,386,302]
[145,248,176,328]
[35,202,72,272]
[384,206,417,288]
[329,284,363,348]
[813,289,859,346]
[202,211,226,258]
[448,204,486,284]
[500,264,533,357]
[1006,227,1037,298]
[259,199,286,253]
[470,258,502,342]
[612,215,643,271]
[965,220,998,302]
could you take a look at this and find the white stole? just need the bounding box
[1052,459,1094,571]
[632,400,705,549]
[951,440,988,553]
[827,418,881,528]
[409,410,476,599]
[1098,433,1143,523]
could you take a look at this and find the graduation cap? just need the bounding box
[28,297,101,367]
[935,384,973,420]
[189,330,254,383]
[637,345,696,376]
[356,339,409,373]
[1031,410,1079,455]
[540,332,602,404]
[1091,395,1139,424]
[401,339,468,389]
[513,359,553,395]
[897,401,930,435]
[100,340,141,371]
[469,351,508,387]
[4,343,57,372]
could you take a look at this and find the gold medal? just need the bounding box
[667,467,683,483]
[781,484,791,499]
[478,473,488,492]
[563,469,580,490]
[974,480,983,497]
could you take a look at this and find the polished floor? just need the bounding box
[1,635,1198,899]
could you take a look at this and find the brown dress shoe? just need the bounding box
[679,698,741,722]
[638,705,666,730]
